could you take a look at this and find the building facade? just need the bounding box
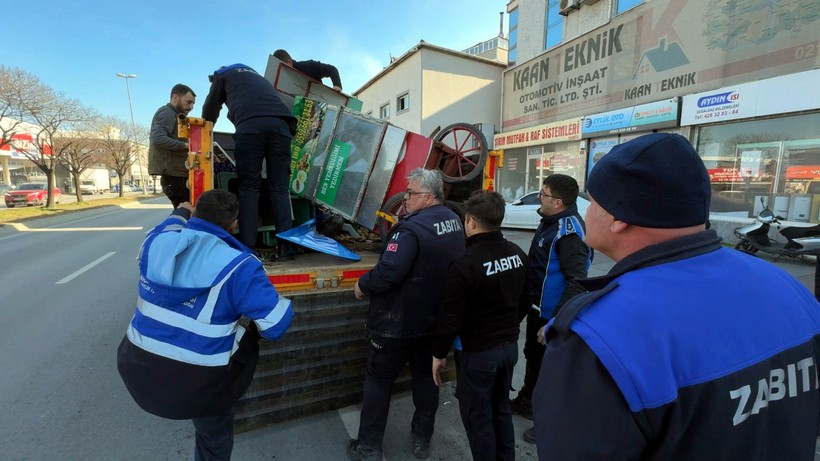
[353,41,507,148]
[498,0,820,228]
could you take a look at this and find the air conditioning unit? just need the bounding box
[579,0,600,5]
[559,0,580,16]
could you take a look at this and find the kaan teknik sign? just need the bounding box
[501,0,820,132]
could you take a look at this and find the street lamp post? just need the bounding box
[115,73,149,194]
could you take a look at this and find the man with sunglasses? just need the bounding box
[511,174,591,443]
[348,168,466,460]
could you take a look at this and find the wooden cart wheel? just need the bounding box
[434,123,488,184]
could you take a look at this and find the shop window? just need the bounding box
[697,112,820,222]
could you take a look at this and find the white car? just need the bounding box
[501,191,591,230]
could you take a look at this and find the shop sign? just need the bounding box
[708,168,745,182]
[502,0,820,131]
[785,166,820,180]
[582,98,678,137]
[681,68,820,125]
[493,119,582,149]
[587,137,619,177]
[506,157,519,171]
[0,132,52,158]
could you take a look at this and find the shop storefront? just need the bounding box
[496,0,819,205]
[492,118,583,201]
[682,69,820,223]
[582,98,682,179]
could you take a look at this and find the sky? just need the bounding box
[4,0,508,134]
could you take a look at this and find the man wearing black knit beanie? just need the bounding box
[531,133,820,460]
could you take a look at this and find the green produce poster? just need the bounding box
[316,140,351,205]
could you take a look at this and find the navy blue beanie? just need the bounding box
[586,133,711,228]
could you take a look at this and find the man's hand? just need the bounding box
[332,86,342,92]
[432,357,447,387]
[537,325,547,345]
[353,281,364,300]
[178,202,195,213]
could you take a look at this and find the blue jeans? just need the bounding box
[455,343,518,461]
[233,121,292,247]
[357,336,439,449]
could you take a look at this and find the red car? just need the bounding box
[4,183,61,207]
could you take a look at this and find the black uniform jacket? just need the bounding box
[432,231,532,358]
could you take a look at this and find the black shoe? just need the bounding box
[411,434,430,459]
[275,244,299,262]
[523,427,535,444]
[346,439,382,461]
[511,394,533,420]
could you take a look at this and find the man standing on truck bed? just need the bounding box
[201,64,298,260]
[117,189,294,461]
[148,83,196,208]
[273,49,342,92]
[347,168,466,461]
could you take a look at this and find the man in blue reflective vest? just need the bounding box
[117,189,294,461]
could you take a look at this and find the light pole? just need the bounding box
[116,73,149,194]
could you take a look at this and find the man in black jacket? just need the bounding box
[347,168,465,460]
[201,64,298,258]
[148,84,196,208]
[432,190,532,461]
[273,49,342,91]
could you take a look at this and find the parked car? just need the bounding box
[4,183,61,207]
[501,190,591,230]
[0,184,15,195]
[113,184,134,193]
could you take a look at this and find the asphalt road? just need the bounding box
[0,198,195,460]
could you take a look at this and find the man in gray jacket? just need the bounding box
[148,83,196,208]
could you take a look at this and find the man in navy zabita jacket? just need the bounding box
[533,133,820,460]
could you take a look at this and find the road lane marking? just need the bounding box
[8,223,142,232]
[56,252,116,285]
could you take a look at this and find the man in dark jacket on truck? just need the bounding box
[432,190,532,461]
[273,49,343,91]
[347,168,465,461]
[148,83,196,208]
[201,64,298,259]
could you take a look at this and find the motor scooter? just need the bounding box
[733,197,820,260]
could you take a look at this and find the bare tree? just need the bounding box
[56,109,107,202]
[0,66,47,151]
[21,88,89,207]
[95,116,149,197]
